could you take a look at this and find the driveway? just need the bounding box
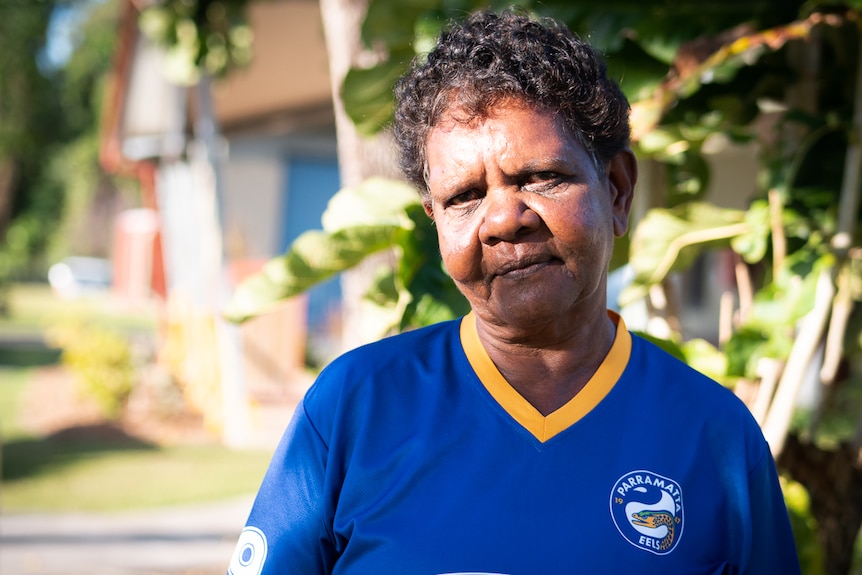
[1,496,253,575]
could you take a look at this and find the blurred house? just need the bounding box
[101,0,340,446]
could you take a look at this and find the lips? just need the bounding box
[494,255,559,277]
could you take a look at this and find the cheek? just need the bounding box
[438,236,471,283]
[552,201,611,263]
[436,222,481,284]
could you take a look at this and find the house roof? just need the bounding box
[212,0,334,134]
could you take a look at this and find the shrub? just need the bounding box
[47,321,135,419]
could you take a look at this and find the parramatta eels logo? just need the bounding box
[610,470,684,555]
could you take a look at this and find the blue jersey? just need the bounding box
[229,313,800,575]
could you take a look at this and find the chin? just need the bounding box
[486,300,568,329]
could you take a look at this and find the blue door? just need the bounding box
[281,156,343,352]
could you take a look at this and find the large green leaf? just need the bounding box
[636,128,686,156]
[341,52,411,137]
[744,254,832,331]
[730,199,770,263]
[321,177,420,232]
[723,327,773,379]
[224,179,422,323]
[623,202,748,303]
[608,38,670,103]
[680,337,731,385]
[223,226,401,323]
[361,0,441,49]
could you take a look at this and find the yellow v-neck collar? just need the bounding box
[459,311,632,443]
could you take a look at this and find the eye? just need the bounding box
[523,171,564,192]
[536,171,564,183]
[446,188,483,207]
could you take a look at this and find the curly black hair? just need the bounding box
[393,8,631,196]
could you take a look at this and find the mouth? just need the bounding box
[495,256,561,278]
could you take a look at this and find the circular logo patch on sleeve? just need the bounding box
[229,526,268,575]
[610,470,684,555]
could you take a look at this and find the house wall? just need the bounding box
[220,130,341,394]
[221,155,284,260]
[221,132,339,258]
[203,0,342,408]
[704,142,761,211]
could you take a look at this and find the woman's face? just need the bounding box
[423,100,635,331]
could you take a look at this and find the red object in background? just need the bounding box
[112,208,165,300]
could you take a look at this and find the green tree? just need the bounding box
[0,0,65,304]
[0,0,131,307]
[137,0,252,82]
[46,0,138,263]
[611,8,862,574]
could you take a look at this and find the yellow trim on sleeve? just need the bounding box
[459,311,632,443]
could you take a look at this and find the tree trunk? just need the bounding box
[779,433,862,575]
[319,0,402,351]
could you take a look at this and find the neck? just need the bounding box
[474,309,616,415]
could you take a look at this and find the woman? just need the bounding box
[229,9,800,575]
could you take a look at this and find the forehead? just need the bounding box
[425,101,589,182]
[432,98,564,138]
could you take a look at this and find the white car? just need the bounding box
[48,256,112,299]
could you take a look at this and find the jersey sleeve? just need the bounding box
[227,401,336,575]
[742,448,802,575]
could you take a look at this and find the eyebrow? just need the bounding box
[431,154,578,193]
[431,175,481,198]
[503,156,575,179]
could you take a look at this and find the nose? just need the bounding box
[478,188,541,244]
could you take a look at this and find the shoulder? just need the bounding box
[626,332,768,453]
[300,318,463,428]
[318,318,460,380]
[628,333,742,404]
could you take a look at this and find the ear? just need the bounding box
[422,198,435,220]
[606,149,637,238]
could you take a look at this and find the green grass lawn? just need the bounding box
[0,283,275,514]
[1,438,272,512]
[0,367,32,439]
[1,363,274,513]
[0,282,158,335]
